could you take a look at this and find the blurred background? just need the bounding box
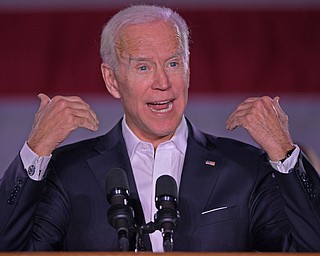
[1,0,320,176]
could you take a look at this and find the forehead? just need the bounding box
[116,21,182,59]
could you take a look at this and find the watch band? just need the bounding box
[280,147,296,163]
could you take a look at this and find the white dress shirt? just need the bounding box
[20,141,51,181]
[122,116,188,252]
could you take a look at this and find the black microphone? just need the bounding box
[106,167,135,251]
[154,175,180,252]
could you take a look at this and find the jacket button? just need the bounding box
[7,198,14,205]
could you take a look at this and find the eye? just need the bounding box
[169,61,178,68]
[168,60,180,68]
[138,65,149,71]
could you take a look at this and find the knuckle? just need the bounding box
[60,107,74,119]
[252,101,263,111]
[70,95,81,102]
[261,96,272,102]
[261,96,274,107]
[65,116,77,129]
[252,99,261,107]
[244,114,254,124]
[55,98,69,109]
[51,95,63,103]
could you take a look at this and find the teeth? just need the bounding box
[149,101,173,113]
[154,100,169,105]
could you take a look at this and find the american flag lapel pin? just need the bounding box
[205,160,216,167]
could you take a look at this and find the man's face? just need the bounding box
[102,21,189,146]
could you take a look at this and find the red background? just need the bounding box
[1,8,320,96]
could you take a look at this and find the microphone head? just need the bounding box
[156,175,178,198]
[106,168,135,251]
[154,175,180,238]
[106,168,129,193]
[106,167,130,204]
[155,175,178,208]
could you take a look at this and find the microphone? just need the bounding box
[154,175,180,252]
[106,167,135,251]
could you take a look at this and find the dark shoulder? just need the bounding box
[188,120,265,161]
[51,135,104,165]
[196,128,267,165]
[214,136,263,154]
[215,136,265,161]
[200,133,271,184]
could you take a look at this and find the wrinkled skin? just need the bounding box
[226,96,294,161]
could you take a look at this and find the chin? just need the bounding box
[151,123,178,137]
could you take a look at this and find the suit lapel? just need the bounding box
[86,122,136,200]
[175,122,225,249]
[86,120,150,249]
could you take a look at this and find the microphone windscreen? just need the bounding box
[106,167,129,195]
[155,175,178,199]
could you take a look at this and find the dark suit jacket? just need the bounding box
[1,119,320,251]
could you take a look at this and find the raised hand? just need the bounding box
[226,96,294,161]
[27,93,99,156]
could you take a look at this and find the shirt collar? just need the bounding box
[122,115,188,158]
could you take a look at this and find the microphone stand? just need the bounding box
[134,225,146,252]
[141,207,180,252]
[107,203,135,251]
[154,207,180,252]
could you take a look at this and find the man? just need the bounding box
[0,4,319,252]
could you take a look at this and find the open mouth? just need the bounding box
[147,100,173,113]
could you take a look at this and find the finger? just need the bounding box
[51,97,99,125]
[53,95,89,105]
[242,97,260,104]
[37,93,51,110]
[67,100,99,123]
[272,96,286,117]
[226,111,241,130]
[226,117,239,131]
[59,107,100,132]
[73,107,100,131]
[226,110,245,130]
[226,101,255,130]
[226,97,269,130]
[226,108,251,130]
[74,114,100,131]
[227,97,261,120]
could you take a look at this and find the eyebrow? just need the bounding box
[129,52,183,63]
[129,57,152,62]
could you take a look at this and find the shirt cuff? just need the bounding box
[269,145,300,174]
[20,141,52,181]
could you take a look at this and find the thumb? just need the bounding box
[273,96,281,111]
[37,93,51,110]
[273,96,280,103]
[273,96,286,117]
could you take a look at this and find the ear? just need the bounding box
[101,63,121,99]
[187,66,190,88]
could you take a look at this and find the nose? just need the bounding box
[152,67,171,91]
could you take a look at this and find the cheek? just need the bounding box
[116,75,135,98]
[175,76,189,96]
[124,78,150,102]
[119,85,143,111]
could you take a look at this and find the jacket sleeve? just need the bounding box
[0,154,46,250]
[274,151,320,251]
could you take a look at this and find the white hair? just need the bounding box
[100,4,190,70]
